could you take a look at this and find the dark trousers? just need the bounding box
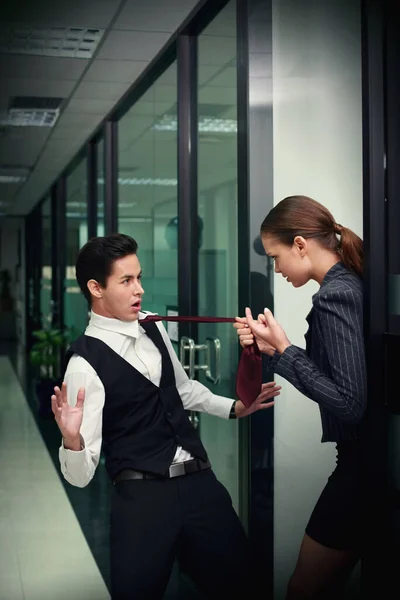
[110,468,254,599]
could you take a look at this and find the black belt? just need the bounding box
[113,458,211,484]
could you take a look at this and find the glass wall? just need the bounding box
[25,207,42,348]
[246,0,275,589]
[118,63,178,317]
[196,0,240,510]
[64,155,89,337]
[97,137,105,236]
[40,196,52,327]
[116,4,241,514]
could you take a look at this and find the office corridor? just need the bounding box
[0,356,110,600]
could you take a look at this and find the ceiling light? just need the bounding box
[66,212,86,218]
[153,115,237,133]
[97,177,177,187]
[0,175,27,183]
[119,177,177,186]
[0,97,63,127]
[118,217,153,223]
[0,26,104,59]
[0,108,60,127]
[66,202,89,208]
[67,201,138,208]
[0,166,30,182]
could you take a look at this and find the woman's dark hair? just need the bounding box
[75,233,138,303]
[260,195,363,278]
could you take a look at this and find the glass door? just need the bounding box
[195,183,239,510]
[194,0,240,511]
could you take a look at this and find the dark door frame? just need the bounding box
[361,0,400,594]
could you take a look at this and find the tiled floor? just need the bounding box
[0,355,110,600]
[0,346,202,600]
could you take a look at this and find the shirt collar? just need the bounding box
[320,261,349,287]
[89,310,144,339]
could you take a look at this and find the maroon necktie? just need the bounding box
[139,315,262,407]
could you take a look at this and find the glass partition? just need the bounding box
[97,137,105,236]
[40,196,52,327]
[118,63,178,316]
[196,0,239,511]
[64,156,89,337]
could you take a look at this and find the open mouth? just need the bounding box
[131,300,141,310]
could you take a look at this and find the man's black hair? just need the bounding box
[75,233,138,304]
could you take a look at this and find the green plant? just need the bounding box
[29,327,70,379]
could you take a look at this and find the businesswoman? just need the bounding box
[235,195,366,599]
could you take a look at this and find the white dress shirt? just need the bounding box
[59,311,234,488]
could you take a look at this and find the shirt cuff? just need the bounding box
[60,434,85,455]
[206,395,235,420]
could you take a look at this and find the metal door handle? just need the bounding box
[180,336,195,380]
[204,337,221,384]
[179,336,221,384]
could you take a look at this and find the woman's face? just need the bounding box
[262,234,311,288]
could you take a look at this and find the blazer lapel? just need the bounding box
[304,307,314,355]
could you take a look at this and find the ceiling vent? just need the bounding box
[0,97,63,127]
[0,26,104,58]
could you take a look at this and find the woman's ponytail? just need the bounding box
[335,224,363,278]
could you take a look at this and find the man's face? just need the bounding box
[91,253,144,321]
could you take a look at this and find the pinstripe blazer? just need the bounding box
[267,262,366,442]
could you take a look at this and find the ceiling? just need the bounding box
[0,0,206,218]
[60,1,238,222]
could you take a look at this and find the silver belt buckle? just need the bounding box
[169,462,186,478]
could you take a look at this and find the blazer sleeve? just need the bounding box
[270,286,367,424]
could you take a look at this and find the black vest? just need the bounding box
[65,321,208,480]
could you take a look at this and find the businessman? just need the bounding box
[52,233,280,600]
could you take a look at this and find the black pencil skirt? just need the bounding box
[305,440,366,552]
